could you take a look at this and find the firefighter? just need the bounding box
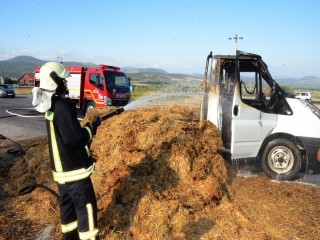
[32,62,100,240]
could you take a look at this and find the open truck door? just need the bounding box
[202,52,237,155]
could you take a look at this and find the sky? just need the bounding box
[0,0,319,78]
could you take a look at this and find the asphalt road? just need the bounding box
[0,94,47,141]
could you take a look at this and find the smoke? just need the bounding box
[35,225,55,240]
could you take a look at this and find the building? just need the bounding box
[18,73,34,86]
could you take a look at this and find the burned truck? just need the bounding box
[200,50,320,181]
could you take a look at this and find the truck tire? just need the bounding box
[85,102,95,114]
[261,139,301,181]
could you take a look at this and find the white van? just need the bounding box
[200,51,320,181]
[295,92,311,101]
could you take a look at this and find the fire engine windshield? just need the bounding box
[104,72,130,92]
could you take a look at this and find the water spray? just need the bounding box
[97,90,198,121]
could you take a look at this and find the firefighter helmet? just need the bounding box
[32,62,70,113]
[39,62,70,91]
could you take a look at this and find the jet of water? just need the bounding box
[124,94,166,111]
[124,92,194,111]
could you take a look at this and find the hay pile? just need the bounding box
[87,106,227,239]
[0,137,60,239]
[0,105,228,239]
[1,105,320,240]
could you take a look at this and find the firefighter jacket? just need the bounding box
[45,96,94,184]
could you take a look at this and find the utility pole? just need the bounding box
[228,34,243,54]
[57,57,63,64]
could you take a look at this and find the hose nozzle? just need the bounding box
[115,107,124,115]
[100,107,124,121]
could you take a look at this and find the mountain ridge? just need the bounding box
[1,56,320,89]
[0,56,179,79]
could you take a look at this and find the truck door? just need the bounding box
[87,73,104,106]
[231,54,278,159]
[206,57,236,152]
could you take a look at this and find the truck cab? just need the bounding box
[34,64,131,113]
[201,51,320,180]
[68,64,131,113]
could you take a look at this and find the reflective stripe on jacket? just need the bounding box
[45,96,95,184]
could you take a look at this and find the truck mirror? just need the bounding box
[99,84,104,90]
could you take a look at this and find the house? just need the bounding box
[18,73,34,86]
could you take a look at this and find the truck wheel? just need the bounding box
[261,139,301,181]
[85,102,95,114]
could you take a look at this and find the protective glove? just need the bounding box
[88,116,101,135]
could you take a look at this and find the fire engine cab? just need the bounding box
[34,64,131,113]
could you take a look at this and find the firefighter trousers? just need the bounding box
[57,177,99,240]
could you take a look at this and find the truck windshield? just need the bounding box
[104,72,130,92]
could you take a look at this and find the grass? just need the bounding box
[14,86,33,95]
[131,85,164,100]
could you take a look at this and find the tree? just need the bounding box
[4,77,17,85]
[280,84,295,94]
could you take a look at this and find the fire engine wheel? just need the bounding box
[261,139,302,181]
[85,102,95,114]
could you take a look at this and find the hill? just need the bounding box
[0,56,97,79]
[6,56,45,65]
[0,56,202,87]
[122,67,168,74]
[275,76,320,89]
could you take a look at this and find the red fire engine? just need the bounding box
[34,64,131,113]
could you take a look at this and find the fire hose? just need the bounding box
[17,108,124,199]
[0,134,26,155]
[100,107,124,121]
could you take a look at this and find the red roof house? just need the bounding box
[18,73,35,86]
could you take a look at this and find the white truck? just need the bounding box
[200,51,320,181]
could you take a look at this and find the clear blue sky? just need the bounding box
[0,0,319,78]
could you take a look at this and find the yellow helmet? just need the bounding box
[39,62,70,91]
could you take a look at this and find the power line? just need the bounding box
[179,0,226,34]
